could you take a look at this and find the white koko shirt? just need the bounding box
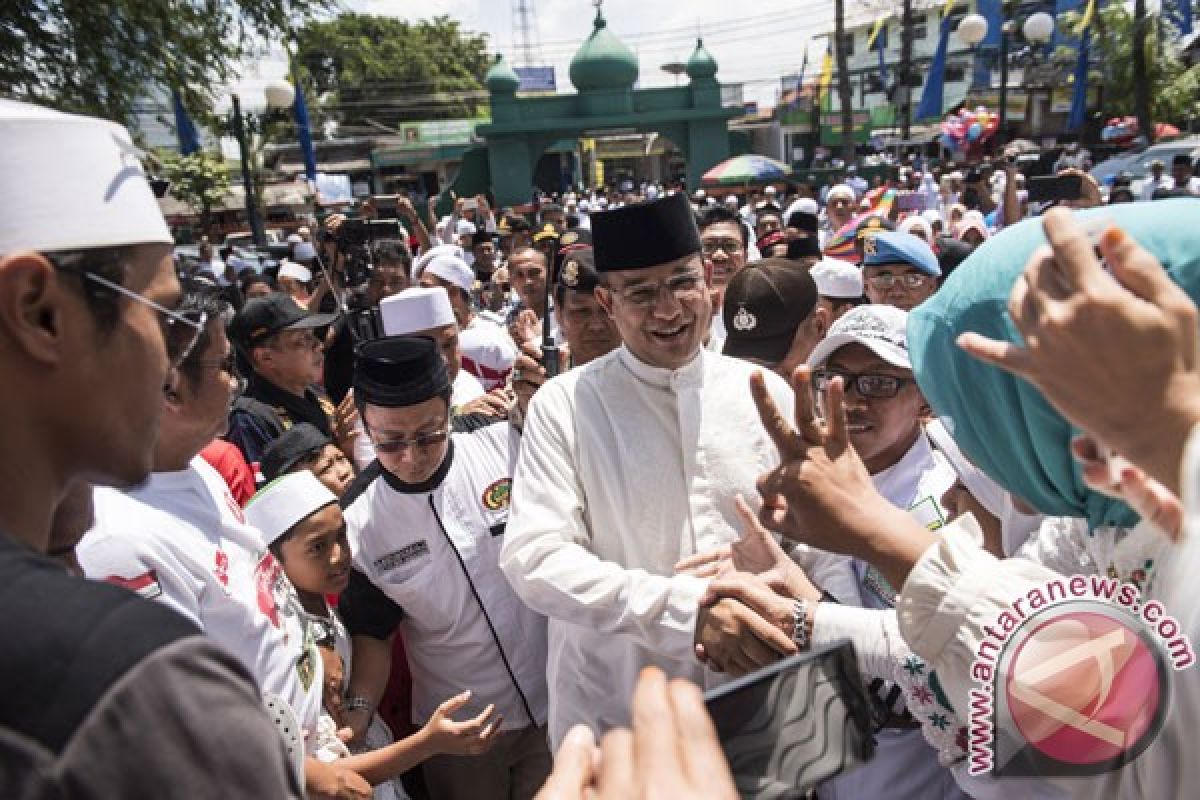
[343,422,548,732]
[501,345,849,747]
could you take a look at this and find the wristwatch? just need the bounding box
[790,598,811,650]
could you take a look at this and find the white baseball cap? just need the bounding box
[0,99,172,255]
[807,303,910,370]
[245,471,338,546]
[809,257,863,300]
[380,286,456,336]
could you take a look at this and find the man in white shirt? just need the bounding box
[339,336,551,800]
[1140,159,1174,201]
[76,287,367,798]
[500,193,806,748]
[1171,153,1200,196]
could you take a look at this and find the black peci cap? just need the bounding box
[353,335,451,409]
[591,192,703,272]
[722,259,818,365]
[260,423,332,483]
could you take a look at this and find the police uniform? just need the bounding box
[226,294,339,467]
[339,336,550,800]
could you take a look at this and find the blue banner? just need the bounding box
[1068,28,1090,131]
[172,90,200,155]
[915,15,952,121]
[292,82,318,185]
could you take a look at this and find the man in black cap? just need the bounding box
[721,258,828,379]
[337,336,552,800]
[471,229,499,282]
[226,292,343,468]
[501,192,825,748]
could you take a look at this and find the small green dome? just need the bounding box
[686,38,718,81]
[485,54,521,95]
[569,11,639,91]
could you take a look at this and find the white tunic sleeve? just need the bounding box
[501,382,706,664]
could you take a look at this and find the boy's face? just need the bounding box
[307,443,354,498]
[819,343,924,474]
[278,503,352,596]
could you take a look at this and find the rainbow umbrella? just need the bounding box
[702,154,793,187]
[823,190,897,260]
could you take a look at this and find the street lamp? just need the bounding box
[228,79,295,249]
[955,7,1054,145]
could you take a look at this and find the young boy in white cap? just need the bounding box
[810,256,865,322]
[0,99,302,797]
[246,471,504,800]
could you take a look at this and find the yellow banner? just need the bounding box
[817,46,834,103]
[942,0,957,18]
[1076,0,1096,34]
[867,17,888,50]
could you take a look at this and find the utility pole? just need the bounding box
[1133,0,1154,145]
[900,0,913,143]
[835,0,855,165]
[512,0,543,68]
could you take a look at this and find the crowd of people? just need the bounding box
[4,93,1200,800]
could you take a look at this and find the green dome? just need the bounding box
[686,38,718,81]
[485,54,521,95]
[569,12,639,91]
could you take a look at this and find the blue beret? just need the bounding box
[862,230,941,277]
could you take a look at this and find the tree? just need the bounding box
[1059,5,1200,139]
[158,150,232,234]
[0,0,332,127]
[293,14,492,134]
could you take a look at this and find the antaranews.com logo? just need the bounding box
[967,575,1195,777]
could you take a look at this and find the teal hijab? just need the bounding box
[909,199,1200,531]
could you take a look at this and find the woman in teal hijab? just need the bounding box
[908,198,1200,533]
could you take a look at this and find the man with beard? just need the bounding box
[500,193,805,748]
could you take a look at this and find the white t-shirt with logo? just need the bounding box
[78,457,324,753]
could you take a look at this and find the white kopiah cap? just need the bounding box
[422,253,474,293]
[277,261,312,283]
[0,99,172,255]
[412,243,466,281]
[809,257,864,300]
[244,470,338,546]
[807,303,910,370]
[380,286,456,336]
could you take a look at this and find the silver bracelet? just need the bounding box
[791,598,810,650]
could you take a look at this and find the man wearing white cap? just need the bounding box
[810,257,865,322]
[0,99,303,796]
[77,283,367,797]
[415,245,519,392]
[822,184,857,246]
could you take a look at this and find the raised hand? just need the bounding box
[1072,434,1183,542]
[534,669,738,800]
[958,208,1200,495]
[751,368,935,589]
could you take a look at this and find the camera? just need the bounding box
[334,219,403,287]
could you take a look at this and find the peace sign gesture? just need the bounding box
[750,367,934,588]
